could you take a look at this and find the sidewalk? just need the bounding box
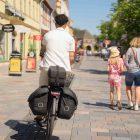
[0,60,40,140]
[1,56,140,140]
[52,56,140,140]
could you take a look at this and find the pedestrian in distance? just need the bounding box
[108,47,124,110]
[124,37,140,111]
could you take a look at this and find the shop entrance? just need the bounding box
[0,30,5,62]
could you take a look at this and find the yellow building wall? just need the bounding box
[0,0,42,61]
[7,0,41,60]
[20,0,24,13]
[6,32,12,60]
[0,0,6,13]
[8,0,14,6]
[13,32,19,52]
[14,0,20,10]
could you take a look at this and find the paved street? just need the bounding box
[1,56,140,140]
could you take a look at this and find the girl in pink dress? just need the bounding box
[108,47,124,110]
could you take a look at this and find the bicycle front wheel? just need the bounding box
[46,98,56,140]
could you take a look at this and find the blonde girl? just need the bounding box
[108,47,124,110]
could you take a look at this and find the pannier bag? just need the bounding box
[57,87,78,119]
[48,66,66,87]
[28,86,49,115]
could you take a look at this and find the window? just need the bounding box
[24,0,26,14]
[33,1,35,19]
[29,0,31,16]
[20,0,22,12]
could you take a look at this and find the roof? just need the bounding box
[73,28,94,40]
[83,30,94,39]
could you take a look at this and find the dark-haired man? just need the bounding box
[39,14,75,86]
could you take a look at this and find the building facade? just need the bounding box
[0,0,42,61]
[56,0,69,16]
[0,0,73,62]
[41,0,56,34]
[0,0,57,62]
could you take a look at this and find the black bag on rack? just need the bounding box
[28,86,49,115]
[48,66,66,87]
[57,87,78,119]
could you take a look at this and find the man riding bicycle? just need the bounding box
[39,14,75,87]
[35,14,75,121]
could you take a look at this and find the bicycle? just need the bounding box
[35,86,61,140]
[35,72,74,140]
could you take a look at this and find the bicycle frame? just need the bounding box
[46,87,61,139]
[35,86,61,140]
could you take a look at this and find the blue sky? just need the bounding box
[70,0,117,35]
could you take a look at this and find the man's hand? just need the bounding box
[69,52,75,65]
[40,44,46,58]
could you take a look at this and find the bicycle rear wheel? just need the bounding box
[46,98,56,140]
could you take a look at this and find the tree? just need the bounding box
[113,0,140,39]
[98,0,140,51]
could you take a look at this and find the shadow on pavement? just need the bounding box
[83,102,109,108]
[83,102,127,108]
[5,120,59,140]
[97,79,108,83]
[80,69,108,75]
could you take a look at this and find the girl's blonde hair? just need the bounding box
[130,37,140,48]
[109,56,120,65]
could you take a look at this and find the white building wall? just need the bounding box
[61,0,69,17]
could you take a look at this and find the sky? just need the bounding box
[70,0,117,35]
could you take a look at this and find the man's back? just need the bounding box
[42,27,75,72]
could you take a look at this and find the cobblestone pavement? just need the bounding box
[2,56,140,140]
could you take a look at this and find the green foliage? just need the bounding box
[98,0,140,49]
[28,44,36,54]
[94,44,99,51]
[113,0,140,38]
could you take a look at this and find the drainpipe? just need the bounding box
[50,0,57,30]
[50,10,55,30]
[40,0,44,35]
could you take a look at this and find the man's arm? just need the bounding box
[40,34,48,59]
[69,51,75,65]
[69,37,75,65]
[40,44,46,59]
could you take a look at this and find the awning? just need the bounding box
[14,25,31,33]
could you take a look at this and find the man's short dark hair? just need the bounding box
[55,14,69,26]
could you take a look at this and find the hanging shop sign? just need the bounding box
[34,35,42,41]
[2,24,15,32]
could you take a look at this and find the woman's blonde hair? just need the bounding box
[130,37,140,48]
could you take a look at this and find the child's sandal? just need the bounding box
[117,101,122,110]
[109,103,114,110]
